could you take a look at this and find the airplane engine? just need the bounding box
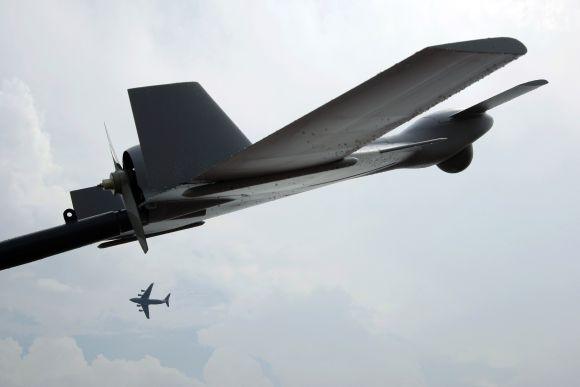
[437,145,473,173]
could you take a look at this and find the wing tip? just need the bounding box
[430,37,527,56]
[523,79,549,87]
[128,81,201,94]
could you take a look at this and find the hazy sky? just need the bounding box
[0,1,579,386]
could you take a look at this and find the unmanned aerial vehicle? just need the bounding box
[0,37,547,270]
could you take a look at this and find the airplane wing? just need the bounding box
[141,303,150,319]
[199,37,527,181]
[141,283,154,300]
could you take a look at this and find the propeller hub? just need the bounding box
[99,166,148,253]
[101,170,128,195]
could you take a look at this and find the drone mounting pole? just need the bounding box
[0,209,132,271]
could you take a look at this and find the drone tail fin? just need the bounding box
[128,82,252,190]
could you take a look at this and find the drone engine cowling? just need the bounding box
[437,145,473,173]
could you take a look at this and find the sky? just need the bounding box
[0,0,579,386]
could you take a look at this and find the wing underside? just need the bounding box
[451,79,548,118]
[141,283,153,300]
[141,304,150,319]
[199,37,527,181]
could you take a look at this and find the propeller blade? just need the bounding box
[119,175,148,253]
[100,169,148,253]
[104,122,122,170]
[100,127,148,254]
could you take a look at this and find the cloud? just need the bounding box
[0,336,275,387]
[36,278,77,293]
[0,337,199,387]
[203,348,274,387]
[199,290,426,387]
[0,78,68,237]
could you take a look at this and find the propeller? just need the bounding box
[104,123,122,170]
[99,124,148,253]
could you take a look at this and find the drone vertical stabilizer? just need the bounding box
[128,82,251,191]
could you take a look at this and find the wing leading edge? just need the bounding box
[141,283,154,300]
[199,37,527,181]
[451,79,548,119]
[141,303,150,319]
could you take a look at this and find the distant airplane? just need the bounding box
[130,283,170,319]
[0,37,548,270]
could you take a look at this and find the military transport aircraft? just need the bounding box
[130,283,170,319]
[0,37,547,270]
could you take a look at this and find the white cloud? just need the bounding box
[0,78,68,237]
[0,337,198,387]
[199,290,426,387]
[203,348,273,387]
[0,337,275,387]
[36,278,77,293]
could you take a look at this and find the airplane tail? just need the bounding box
[164,293,170,307]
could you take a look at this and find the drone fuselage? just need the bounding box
[135,111,493,237]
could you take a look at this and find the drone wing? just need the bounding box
[451,79,548,119]
[199,37,527,181]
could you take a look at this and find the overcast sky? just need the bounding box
[0,0,579,386]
